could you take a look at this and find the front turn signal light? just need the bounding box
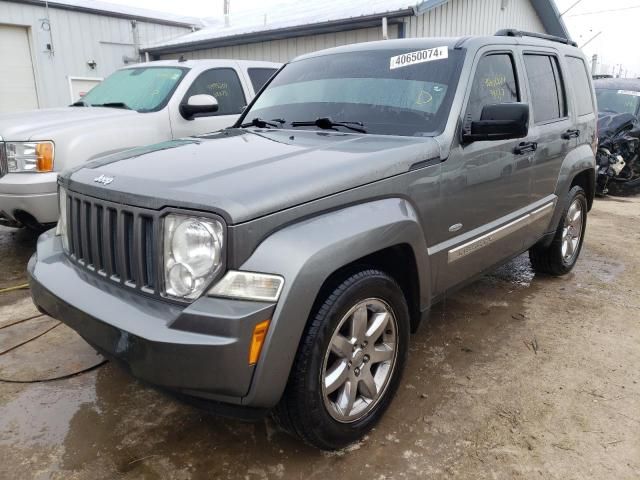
[249,319,271,365]
[36,143,54,172]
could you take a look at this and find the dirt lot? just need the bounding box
[0,197,639,480]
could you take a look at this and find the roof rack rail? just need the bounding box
[495,29,578,48]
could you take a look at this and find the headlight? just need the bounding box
[163,214,224,300]
[55,187,70,251]
[6,141,54,172]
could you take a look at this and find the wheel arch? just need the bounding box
[570,168,595,211]
[238,198,430,408]
[310,244,422,334]
[545,144,596,244]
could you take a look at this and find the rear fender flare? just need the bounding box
[549,144,595,233]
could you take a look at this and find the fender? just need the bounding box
[547,143,595,235]
[239,198,430,408]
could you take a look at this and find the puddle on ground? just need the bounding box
[0,372,97,448]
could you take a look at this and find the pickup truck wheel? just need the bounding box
[529,185,587,276]
[273,269,409,450]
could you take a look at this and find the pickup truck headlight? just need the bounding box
[6,141,54,173]
[162,214,224,300]
[55,187,70,251]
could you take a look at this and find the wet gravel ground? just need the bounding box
[0,197,639,479]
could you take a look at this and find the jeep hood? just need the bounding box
[65,129,440,224]
[0,107,138,140]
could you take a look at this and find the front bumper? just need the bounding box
[28,231,275,406]
[0,172,58,225]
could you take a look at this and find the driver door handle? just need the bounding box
[514,141,537,155]
[561,129,580,140]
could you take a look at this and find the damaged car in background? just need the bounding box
[594,78,640,196]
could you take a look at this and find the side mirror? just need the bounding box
[462,103,529,142]
[180,94,219,120]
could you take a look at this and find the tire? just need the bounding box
[529,185,587,276]
[273,269,410,450]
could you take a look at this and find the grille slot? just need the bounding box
[66,191,158,294]
[0,143,8,178]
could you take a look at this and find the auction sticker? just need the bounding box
[618,90,640,97]
[390,47,448,70]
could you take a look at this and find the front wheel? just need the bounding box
[273,269,409,450]
[529,185,587,276]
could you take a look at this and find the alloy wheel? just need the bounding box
[321,298,398,423]
[561,198,584,264]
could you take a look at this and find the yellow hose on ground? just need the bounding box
[0,283,29,294]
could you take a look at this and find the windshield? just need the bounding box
[81,67,187,112]
[596,88,640,116]
[242,47,464,136]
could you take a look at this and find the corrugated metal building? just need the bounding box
[143,0,569,63]
[0,0,199,112]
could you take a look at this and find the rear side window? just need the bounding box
[248,68,278,92]
[523,54,567,123]
[466,53,519,122]
[184,68,247,116]
[566,56,594,116]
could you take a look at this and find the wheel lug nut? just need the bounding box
[363,355,369,363]
[354,368,360,376]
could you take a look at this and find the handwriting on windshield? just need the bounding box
[416,90,433,105]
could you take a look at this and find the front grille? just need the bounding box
[0,143,7,178]
[65,190,159,295]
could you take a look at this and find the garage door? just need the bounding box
[0,25,39,113]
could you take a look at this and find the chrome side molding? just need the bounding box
[448,202,554,263]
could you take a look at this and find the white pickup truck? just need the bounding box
[0,59,280,230]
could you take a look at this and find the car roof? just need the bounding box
[122,59,282,70]
[594,78,640,91]
[293,35,582,62]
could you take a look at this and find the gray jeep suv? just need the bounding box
[29,30,597,450]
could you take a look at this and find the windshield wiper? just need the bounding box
[240,117,285,128]
[70,100,90,107]
[92,102,132,110]
[291,117,367,133]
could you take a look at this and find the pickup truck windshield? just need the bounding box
[81,67,187,113]
[243,48,464,136]
[596,88,640,116]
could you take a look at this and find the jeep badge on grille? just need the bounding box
[94,174,114,186]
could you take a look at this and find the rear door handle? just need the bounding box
[561,129,580,140]
[514,141,537,155]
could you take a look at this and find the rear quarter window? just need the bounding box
[566,56,594,116]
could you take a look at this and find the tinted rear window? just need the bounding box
[524,54,567,123]
[566,57,594,116]
[248,68,278,92]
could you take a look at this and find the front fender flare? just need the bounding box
[239,198,430,408]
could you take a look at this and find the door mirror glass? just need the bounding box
[463,102,529,142]
[180,94,219,120]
